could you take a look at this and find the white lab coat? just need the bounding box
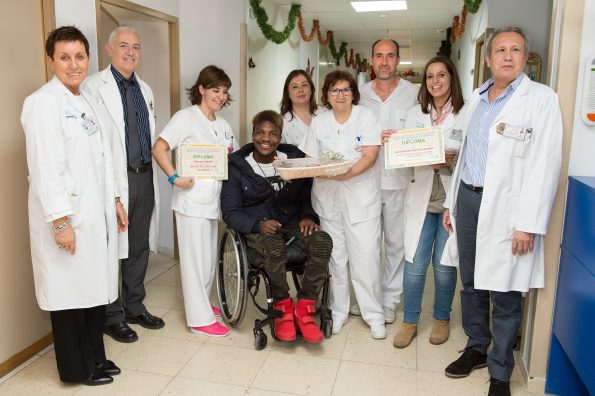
[22,76,119,311]
[442,75,562,292]
[82,67,159,258]
[403,105,465,264]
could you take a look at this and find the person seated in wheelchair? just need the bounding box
[221,110,333,344]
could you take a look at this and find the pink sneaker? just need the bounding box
[212,305,222,317]
[190,322,230,337]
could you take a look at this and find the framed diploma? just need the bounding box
[177,143,228,179]
[385,126,445,169]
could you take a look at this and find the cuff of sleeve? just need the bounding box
[45,210,74,223]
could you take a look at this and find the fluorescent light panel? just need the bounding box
[400,61,412,65]
[351,1,407,12]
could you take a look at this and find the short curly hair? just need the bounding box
[252,110,284,133]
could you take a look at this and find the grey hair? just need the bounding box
[485,27,530,56]
[108,25,138,45]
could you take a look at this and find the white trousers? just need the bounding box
[175,212,217,327]
[321,189,383,326]
[380,188,407,308]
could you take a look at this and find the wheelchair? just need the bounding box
[215,227,333,350]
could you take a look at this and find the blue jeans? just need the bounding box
[403,212,457,324]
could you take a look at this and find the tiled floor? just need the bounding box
[0,253,545,395]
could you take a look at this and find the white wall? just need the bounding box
[247,0,300,135]
[451,1,489,100]
[179,0,244,135]
[568,0,595,176]
[55,0,99,73]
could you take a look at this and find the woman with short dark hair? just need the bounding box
[152,65,238,337]
[300,70,386,340]
[21,25,127,385]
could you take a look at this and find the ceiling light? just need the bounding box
[400,61,412,65]
[351,1,407,12]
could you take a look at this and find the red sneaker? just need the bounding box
[190,322,230,337]
[272,298,296,342]
[294,299,323,343]
[212,306,222,317]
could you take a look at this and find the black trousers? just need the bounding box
[49,305,107,382]
[456,182,523,381]
[106,169,155,325]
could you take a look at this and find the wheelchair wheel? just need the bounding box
[254,329,267,350]
[216,228,249,327]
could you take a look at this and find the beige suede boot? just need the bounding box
[392,323,417,348]
[429,319,450,345]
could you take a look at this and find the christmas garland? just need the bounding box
[329,35,348,64]
[450,5,468,43]
[297,10,331,45]
[439,27,452,56]
[464,0,482,14]
[250,0,300,44]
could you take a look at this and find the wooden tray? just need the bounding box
[273,158,353,180]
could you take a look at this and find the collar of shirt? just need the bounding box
[110,65,138,87]
[431,97,453,126]
[479,73,524,104]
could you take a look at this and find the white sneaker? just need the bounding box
[384,306,396,324]
[332,318,349,334]
[349,304,361,316]
[370,324,387,339]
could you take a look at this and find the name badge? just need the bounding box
[450,128,463,142]
[64,110,77,119]
[81,113,99,135]
[496,122,532,141]
[354,134,363,152]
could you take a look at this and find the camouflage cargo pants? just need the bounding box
[244,228,332,301]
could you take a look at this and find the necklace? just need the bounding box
[255,160,277,179]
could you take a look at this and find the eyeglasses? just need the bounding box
[328,87,352,96]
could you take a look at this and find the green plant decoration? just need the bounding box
[328,35,347,64]
[464,0,482,14]
[250,0,301,44]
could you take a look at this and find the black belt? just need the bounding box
[462,181,483,194]
[127,163,152,174]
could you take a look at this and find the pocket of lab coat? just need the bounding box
[512,138,532,158]
[187,179,220,204]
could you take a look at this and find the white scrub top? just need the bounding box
[359,78,418,190]
[158,105,238,219]
[300,105,382,224]
[282,107,326,146]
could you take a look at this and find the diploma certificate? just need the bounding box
[385,126,445,169]
[177,144,228,179]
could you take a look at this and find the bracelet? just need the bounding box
[51,218,70,234]
[168,173,179,185]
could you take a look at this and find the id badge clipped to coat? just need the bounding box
[496,122,532,141]
[80,113,99,136]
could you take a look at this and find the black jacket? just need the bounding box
[221,143,319,234]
